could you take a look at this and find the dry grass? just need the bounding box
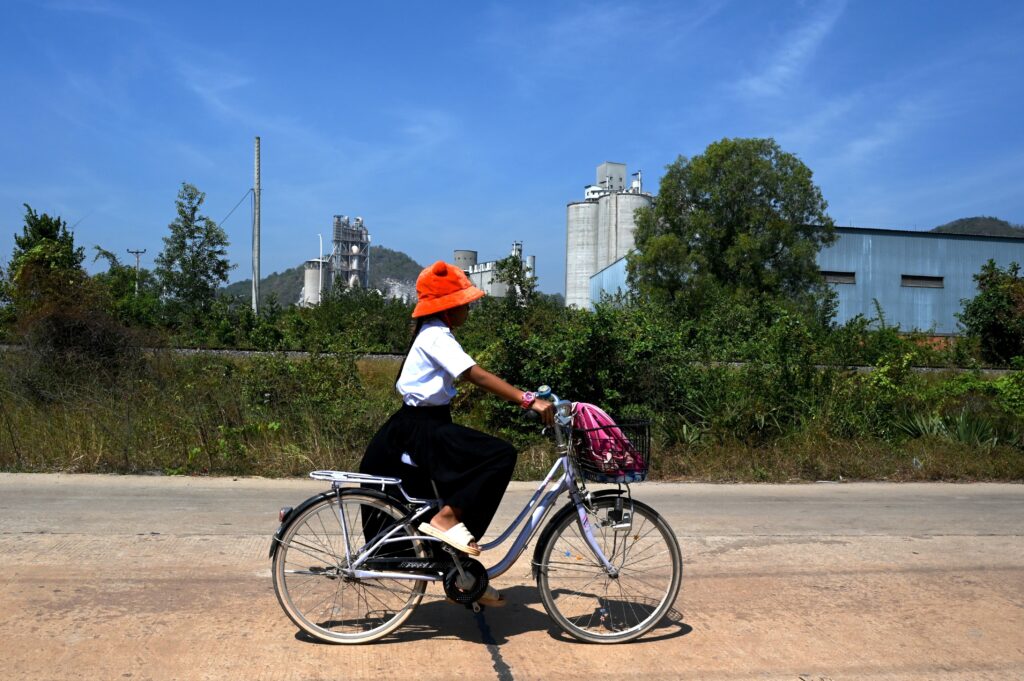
[355,357,402,394]
[653,432,1024,482]
[2,354,1021,481]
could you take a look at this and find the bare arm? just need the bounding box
[462,364,555,425]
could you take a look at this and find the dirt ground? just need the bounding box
[0,474,1021,680]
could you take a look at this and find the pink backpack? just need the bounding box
[572,402,647,482]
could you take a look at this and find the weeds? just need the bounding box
[0,348,1020,481]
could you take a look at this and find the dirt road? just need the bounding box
[1,474,1021,680]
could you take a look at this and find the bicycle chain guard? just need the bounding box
[442,556,489,604]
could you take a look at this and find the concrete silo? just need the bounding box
[596,193,616,270]
[613,192,653,261]
[302,258,327,306]
[565,200,600,308]
[453,250,478,271]
[596,191,653,270]
[457,242,536,298]
[565,162,653,308]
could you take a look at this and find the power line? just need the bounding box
[219,188,253,227]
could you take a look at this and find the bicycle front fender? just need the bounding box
[530,488,628,579]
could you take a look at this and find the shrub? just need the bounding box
[958,260,1024,365]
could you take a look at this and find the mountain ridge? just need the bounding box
[931,216,1024,238]
[222,245,423,303]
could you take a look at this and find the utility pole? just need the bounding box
[252,136,261,313]
[126,248,146,295]
[318,233,323,302]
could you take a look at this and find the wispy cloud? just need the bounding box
[175,58,255,122]
[838,100,929,165]
[41,0,149,23]
[481,1,728,94]
[776,93,860,149]
[827,147,1024,229]
[734,0,846,99]
[888,150,1024,214]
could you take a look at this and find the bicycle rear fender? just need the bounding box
[268,487,410,559]
[530,488,628,579]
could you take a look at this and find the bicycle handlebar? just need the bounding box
[524,385,573,443]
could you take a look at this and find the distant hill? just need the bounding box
[222,245,423,304]
[369,245,423,286]
[222,265,303,304]
[932,216,1024,238]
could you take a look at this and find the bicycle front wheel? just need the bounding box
[272,490,427,644]
[536,496,682,643]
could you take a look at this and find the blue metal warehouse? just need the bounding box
[589,227,1024,335]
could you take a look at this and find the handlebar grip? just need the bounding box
[523,409,540,423]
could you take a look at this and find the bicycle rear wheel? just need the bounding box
[536,496,681,643]
[272,490,427,644]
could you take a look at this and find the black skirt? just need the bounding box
[359,403,517,541]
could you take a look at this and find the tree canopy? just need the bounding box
[958,260,1024,364]
[155,183,232,324]
[9,204,85,278]
[628,138,836,314]
[6,205,87,320]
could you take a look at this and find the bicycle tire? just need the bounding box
[272,489,427,644]
[536,496,681,643]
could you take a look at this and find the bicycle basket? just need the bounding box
[571,420,651,483]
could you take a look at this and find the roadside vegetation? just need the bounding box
[0,139,1021,480]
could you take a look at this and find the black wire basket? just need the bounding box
[570,420,651,483]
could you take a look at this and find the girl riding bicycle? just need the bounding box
[359,260,554,604]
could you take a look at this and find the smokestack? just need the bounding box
[252,136,261,312]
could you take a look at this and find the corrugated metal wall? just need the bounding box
[589,228,1024,334]
[818,228,1024,334]
[589,257,629,304]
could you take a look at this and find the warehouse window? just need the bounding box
[821,270,856,284]
[901,275,944,288]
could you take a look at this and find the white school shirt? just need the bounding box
[396,319,476,407]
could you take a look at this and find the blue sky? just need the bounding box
[2,0,1022,294]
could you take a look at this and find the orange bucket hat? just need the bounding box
[411,261,486,318]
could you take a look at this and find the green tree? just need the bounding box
[958,260,1024,365]
[7,205,87,315]
[155,183,233,325]
[5,210,140,391]
[492,253,538,315]
[0,256,15,339]
[9,205,85,278]
[92,247,161,327]
[628,138,836,314]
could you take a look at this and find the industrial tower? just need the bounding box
[565,162,653,308]
[301,215,371,306]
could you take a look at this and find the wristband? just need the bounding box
[520,391,536,410]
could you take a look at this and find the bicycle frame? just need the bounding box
[328,411,621,583]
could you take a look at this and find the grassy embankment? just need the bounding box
[0,353,1021,481]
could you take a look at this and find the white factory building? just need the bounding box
[565,162,653,308]
[454,242,536,298]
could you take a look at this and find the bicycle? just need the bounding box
[270,386,682,644]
